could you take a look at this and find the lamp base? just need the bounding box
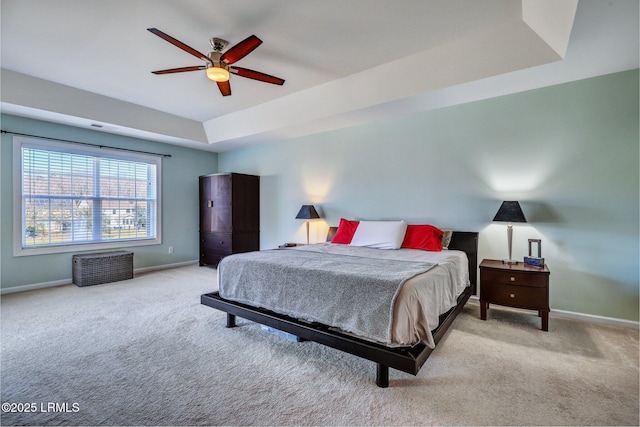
[502,259,519,265]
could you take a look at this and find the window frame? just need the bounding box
[13,136,162,256]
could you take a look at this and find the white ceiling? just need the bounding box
[1,0,638,152]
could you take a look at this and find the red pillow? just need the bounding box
[401,224,444,251]
[331,218,360,244]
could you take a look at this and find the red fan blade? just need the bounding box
[147,28,211,63]
[230,66,285,85]
[217,80,231,96]
[151,66,206,75]
[220,35,262,64]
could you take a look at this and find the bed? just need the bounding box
[201,222,477,387]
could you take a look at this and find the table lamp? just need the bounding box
[492,201,527,264]
[296,205,320,245]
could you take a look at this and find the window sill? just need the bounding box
[13,238,161,257]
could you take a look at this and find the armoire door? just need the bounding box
[200,175,232,233]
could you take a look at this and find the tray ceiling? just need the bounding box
[1,0,638,151]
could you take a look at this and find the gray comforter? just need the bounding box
[218,247,435,344]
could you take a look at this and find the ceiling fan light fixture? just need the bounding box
[206,63,230,82]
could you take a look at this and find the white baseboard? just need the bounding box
[133,260,199,274]
[0,260,199,295]
[1,278,73,294]
[550,308,639,330]
[468,295,638,330]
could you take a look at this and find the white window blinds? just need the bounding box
[15,137,161,254]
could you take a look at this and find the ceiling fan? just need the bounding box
[147,28,285,97]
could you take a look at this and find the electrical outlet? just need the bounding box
[168,246,174,254]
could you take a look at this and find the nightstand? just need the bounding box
[479,259,550,331]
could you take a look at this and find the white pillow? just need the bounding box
[349,220,407,249]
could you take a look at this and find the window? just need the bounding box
[14,137,162,256]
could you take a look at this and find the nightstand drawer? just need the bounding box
[482,283,547,309]
[481,269,547,287]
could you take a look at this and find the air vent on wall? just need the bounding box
[89,123,118,131]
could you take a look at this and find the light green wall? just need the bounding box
[219,69,639,322]
[0,114,218,290]
[2,71,637,321]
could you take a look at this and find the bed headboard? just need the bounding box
[325,227,478,294]
[448,231,478,294]
[326,226,338,243]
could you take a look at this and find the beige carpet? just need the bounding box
[1,264,638,426]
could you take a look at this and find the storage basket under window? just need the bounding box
[72,251,133,287]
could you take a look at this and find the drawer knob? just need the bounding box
[510,277,516,282]
[510,293,515,298]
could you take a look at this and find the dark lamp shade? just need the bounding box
[295,205,320,220]
[492,201,527,223]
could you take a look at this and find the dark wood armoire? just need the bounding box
[199,173,260,267]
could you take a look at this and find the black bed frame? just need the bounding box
[201,231,478,388]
